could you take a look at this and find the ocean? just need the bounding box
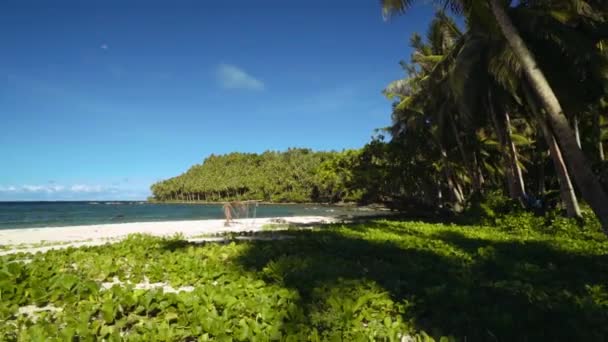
[0,201,371,229]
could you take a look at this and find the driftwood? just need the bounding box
[222,201,251,226]
[223,203,233,226]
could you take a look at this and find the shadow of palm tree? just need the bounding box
[160,220,608,340]
[234,226,608,340]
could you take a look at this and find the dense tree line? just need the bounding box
[149,138,487,207]
[380,0,608,233]
[150,149,365,203]
[152,0,608,234]
[149,143,438,205]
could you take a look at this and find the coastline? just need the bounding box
[146,200,389,209]
[0,215,336,256]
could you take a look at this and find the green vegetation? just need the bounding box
[1,210,607,341]
[0,239,92,252]
[21,2,608,340]
[151,2,608,235]
[150,147,405,204]
[150,149,360,203]
[379,1,608,230]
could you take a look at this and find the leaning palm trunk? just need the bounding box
[449,114,481,193]
[489,0,607,231]
[504,111,526,198]
[595,111,605,161]
[573,113,581,149]
[537,145,546,195]
[488,93,526,200]
[440,147,465,206]
[523,82,582,218]
[487,94,515,197]
[539,119,582,218]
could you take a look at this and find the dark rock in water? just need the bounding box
[112,214,125,220]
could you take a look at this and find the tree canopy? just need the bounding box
[151,0,608,233]
[150,149,363,203]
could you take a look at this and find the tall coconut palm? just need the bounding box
[447,21,531,201]
[385,12,472,206]
[381,0,608,233]
[487,0,608,229]
[387,12,530,201]
[488,3,608,216]
[522,80,582,218]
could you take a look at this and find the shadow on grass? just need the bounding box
[163,222,608,341]
[334,210,455,225]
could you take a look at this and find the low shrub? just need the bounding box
[1,218,606,340]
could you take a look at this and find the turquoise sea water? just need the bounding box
[0,201,373,229]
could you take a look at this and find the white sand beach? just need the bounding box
[0,216,336,255]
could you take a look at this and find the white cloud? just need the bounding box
[48,185,65,192]
[0,183,148,201]
[22,185,47,192]
[24,185,65,192]
[70,184,104,193]
[0,184,105,194]
[217,63,264,91]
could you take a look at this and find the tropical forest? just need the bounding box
[152,0,608,228]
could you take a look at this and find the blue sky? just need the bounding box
[0,0,435,200]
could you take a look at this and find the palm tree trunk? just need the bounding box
[573,113,581,149]
[450,114,481,193]
[449,176,465,205]
[537,152,546,195]
[535,128,546,196]
[504,111,526,197]
[440,147,465,206]
[540,119,582,219]
[523,82,581,218]
[489,0,607,231]
[488,95,518,198]
[488,94,525,200]
[437,180,443,208]
[595,111,605,161]
[473,152,484,190]
[454,178,464,201]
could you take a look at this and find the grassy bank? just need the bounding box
[1,216,607,341]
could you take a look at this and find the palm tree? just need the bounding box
[381,0,608,233]
[487,0,608,229]
[522,81,582,218]
[489,3,608,216]
[387,12,531,202]
[384,13,473,206]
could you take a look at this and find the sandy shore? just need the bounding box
[0,216,335,255]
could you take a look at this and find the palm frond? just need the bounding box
[510,132,534,146]
[380,0,465,20]
[383,79,414,99]
[448,32,489,122]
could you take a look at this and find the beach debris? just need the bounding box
[18,305,63,322]
[101,276,195,293]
